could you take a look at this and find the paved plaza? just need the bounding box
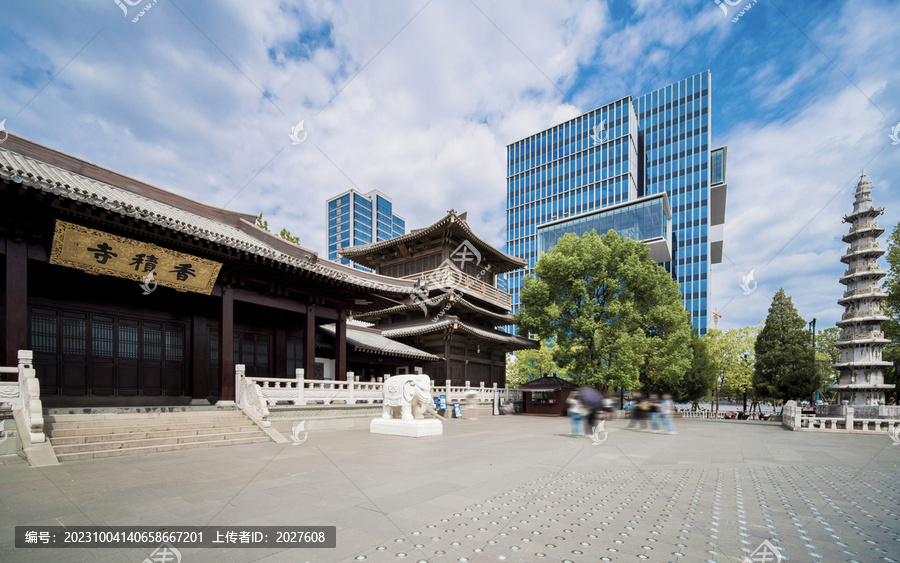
[1,415,899,562]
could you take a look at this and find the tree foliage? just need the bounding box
[655,332,717,402]
[884,221,900,403]
[516,230,693,392]
[815,326,842,389]
[505,340,568,388]
[707,325,759,396]
[256,213,300,244]
[753,288,819,401]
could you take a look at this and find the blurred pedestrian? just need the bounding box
[626,392,649,430]
[566,395,585,436]
[649,393,661,432]
[577,387,602,435]
[660,393,676,434]
[465,391,478,419]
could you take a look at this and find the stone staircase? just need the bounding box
[45,409,272,462]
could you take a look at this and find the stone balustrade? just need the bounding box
[0,350,45,443]
[237,368,523,407]
[783,404,899,434]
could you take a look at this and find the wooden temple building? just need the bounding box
[0,135,441,406]
[340,210,539,387]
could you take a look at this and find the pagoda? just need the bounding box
[340,210,538,387]
[831,173,894,406]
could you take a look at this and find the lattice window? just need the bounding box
[30,313,57,353]
[165,326,184,362]
[92,320,114,357]
[62,317,86,355]
[118,325,139,359]
[143,326,162,361]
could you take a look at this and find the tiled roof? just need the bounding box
[0,136,418,295]
[519,376,577,389]
[338,209,526,272]
[318,325,440,361]
[379,316,538,350]
[351,292,515,326]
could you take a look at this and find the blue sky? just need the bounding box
[1,0,898,333]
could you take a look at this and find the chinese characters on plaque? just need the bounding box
[49,220,222,295]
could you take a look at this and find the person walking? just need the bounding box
[648,394,661,432]
[626,392,649,430]
[465,391,478,419]
[566,395,585,436]
[660,393,677,434]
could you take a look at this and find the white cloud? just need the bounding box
[1,0,898,337]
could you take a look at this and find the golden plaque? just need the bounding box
[49,220,222,295]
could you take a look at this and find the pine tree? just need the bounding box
[753,288,819,402]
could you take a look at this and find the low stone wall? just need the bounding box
[816,405,900,419]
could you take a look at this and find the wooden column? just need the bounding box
[218,285,235,404]
[4,239,27,370]
[303,305,315,380]
[444,336,451,386]
[190,314,208,404]
[335,311,347,381]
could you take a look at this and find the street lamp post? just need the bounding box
[809,318,817,405]
[741,353,749,413]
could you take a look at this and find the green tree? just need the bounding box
[656,332,717,404]
[884,221,900,404]
[506,340,568,388]
[517,230,693,392]
[706,326,759,413]
[754,288,819,403]
[256,213,300,244]
[815,326,842,400]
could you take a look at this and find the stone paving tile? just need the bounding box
[350,464,900,563]
[3,417,900,562]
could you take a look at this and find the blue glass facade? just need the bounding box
[536,195,669,257]
[327,189,405,270]
[507,71,717,334]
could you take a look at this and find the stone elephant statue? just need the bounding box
[382,374,434,420]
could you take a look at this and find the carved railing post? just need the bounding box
[295,368,304,405]
[846,407,854,433]
[348,372,355,404]
[235,364,270,427]
[17,350,45,443]
[234,364,246,405]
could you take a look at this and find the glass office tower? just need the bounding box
[327,189,406,270]
[506,70,726,334]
